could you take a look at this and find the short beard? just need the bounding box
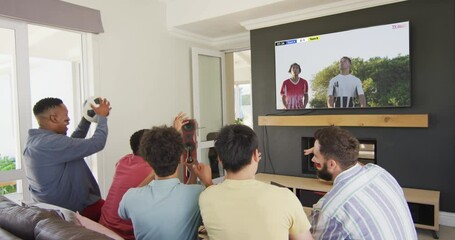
[317,162,333,181]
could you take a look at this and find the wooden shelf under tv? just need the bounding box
[258,114,428,128]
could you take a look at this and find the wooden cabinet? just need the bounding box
[256,173,440,238]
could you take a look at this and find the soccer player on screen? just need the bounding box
[280,63,309,109]
[327,57,366,108]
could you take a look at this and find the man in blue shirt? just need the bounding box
[24,97,111,221]
[119,125,213,240]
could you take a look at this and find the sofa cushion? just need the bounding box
[27,202,80,225]
[0,203,62,239]
[34,217,113,240]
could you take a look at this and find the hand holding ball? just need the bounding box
[82,96,101,123]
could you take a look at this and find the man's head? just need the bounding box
[130,129,147,155]
[311,126,359,181]
[139,126,184,177]
[288,63,301,76]
[33,97,70,135]
[339,56,352,72]
[215,124,258,173]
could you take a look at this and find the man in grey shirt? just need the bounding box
[24,97,111,221]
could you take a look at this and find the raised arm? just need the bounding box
[192,162,213,187]
[72,97,111,138]
[71,117,91,138]
[173,112,189,132]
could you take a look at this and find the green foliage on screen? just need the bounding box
[309,55,410,108]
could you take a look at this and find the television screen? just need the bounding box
[275,21,410,110]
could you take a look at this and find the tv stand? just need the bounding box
[256,173,440,238]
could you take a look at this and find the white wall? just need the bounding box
[64,0,215,196]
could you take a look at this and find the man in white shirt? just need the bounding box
[327,57,366,108]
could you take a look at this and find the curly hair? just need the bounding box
[139,126,184,177]
[314,126,359,169]
[215,124,258,173]
[33,97,63,116]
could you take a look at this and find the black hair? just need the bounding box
[33,98,63,116]
[130,129,147,155]
[288,63,301,73]
[214,124,258,173]
[341,56,352,64]
[139,126,184,177]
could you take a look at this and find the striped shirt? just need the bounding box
[311,163,417,240]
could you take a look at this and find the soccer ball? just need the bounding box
[82,96,100,123]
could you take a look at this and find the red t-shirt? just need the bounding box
[280,78,308,109]
[99,154,153,239]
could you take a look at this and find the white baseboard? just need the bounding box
[440,211,455,227]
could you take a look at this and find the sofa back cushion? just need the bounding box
[0,196,18,210]
[35,218,113,240]
[26,202,80,225]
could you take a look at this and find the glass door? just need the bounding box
[191,48,226,179]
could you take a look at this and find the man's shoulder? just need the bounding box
[117,154,147,165]
[172,183,204,198]
[329,74,341,81]
[27,129,68,144]
[28,128,55,137]
[200,180,294,197]
[348,74,361,81]
[282,78,291,84]
[123,185,148,196]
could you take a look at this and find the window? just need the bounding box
[233,50,252,128]
[0,17,92,202]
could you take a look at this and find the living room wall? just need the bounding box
[63,0,215,195]
[251,0,455,212]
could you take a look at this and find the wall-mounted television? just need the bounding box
[275,21,410,110]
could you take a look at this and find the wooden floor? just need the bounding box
[417,225,455,240]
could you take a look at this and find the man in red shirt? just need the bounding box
[280,63,309,109]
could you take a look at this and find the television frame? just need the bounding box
[274,21,411,110]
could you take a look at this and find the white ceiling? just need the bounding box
[174,0,335,39]
[163,0,406,49]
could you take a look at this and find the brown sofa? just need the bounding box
[0,196,113,240]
